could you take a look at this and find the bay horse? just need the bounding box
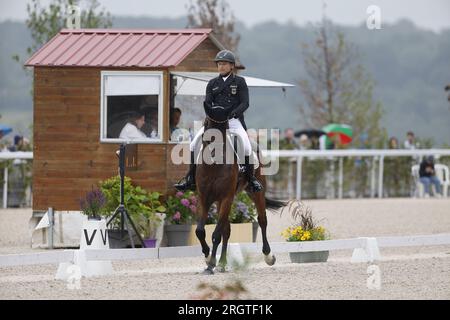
[194,107,285,274]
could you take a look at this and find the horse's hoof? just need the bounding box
[216,265,226,273]
[202,267,214,275]
[264,254,276,266]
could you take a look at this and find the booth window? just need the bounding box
[100,71,163,143]
[169,73,210,143]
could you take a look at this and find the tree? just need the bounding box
[186,0,240,52]
[299,18,386,148]
[13,0,112,66]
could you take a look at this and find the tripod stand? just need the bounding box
[107,143,144,248]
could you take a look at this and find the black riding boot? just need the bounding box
[244,155,263,192]
[174,151,196,191]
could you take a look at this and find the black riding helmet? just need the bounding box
[214,50,236,64]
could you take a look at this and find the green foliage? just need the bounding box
[99,176,165,237]
[206,192,257,224]
[229,192,257,223]
[165,190,197,225]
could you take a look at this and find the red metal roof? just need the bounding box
[25,28,217,68]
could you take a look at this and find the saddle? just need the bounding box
[197,132,260,172]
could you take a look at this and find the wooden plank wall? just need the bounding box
[33,67,167,211]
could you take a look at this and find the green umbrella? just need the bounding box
[322,123,353,145]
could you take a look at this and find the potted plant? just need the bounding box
[135,191,166,248]
[281,201,330,263]
[164,190,196,246]
[79,187,107,221]
[100,175,164,248]
[78,187,109,249]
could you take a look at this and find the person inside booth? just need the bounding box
[170,107,182,135]
[119,111,150,140]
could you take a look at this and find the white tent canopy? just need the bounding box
[171,72,295,96]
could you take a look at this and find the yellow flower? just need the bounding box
[303,231,311,240]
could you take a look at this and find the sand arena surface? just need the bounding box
[1,198,449,299]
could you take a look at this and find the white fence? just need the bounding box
[262,149,450,199]
[1,233,450,268]
[0,151,33,208]
[1,149,450,208]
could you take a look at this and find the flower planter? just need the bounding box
[187,223,253,246]
[289,251,329,263]
[107,229,142,249]
[165,224,193,247]
[143,238,157,248]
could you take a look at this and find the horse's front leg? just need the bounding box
[196,218,210,260]
[216,219,230,273]
[205,199,232,274]
[196,196,211,261]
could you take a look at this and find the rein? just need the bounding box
[206,115,229,124]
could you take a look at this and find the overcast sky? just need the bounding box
[1,0,449,32]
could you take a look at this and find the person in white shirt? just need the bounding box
[403,131,418,149]
[119,112,149,140]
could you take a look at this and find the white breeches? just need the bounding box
[189,118,252,157]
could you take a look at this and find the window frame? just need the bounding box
[100,70,164,144]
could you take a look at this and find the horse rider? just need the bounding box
[174,49,263,193]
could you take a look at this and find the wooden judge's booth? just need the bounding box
[26,28,231,213]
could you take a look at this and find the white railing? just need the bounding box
[1,149,450,207]
[1,233,450,267]
[262,149,450,200]
[0,151,33,209]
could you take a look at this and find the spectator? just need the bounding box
[310,135,320,150]
[170,108,182,134]
[388,137,399,149]
[298,134,310,150]
[419,156,442,197]
[279,128,298,150]
[403,131,417,149]
[8,135,23,152]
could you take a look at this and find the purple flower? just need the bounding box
[173,211,181,221]
[86,189,106,208]
[189,205,197,213]
[176,191,184,198]
[80,188,106,217]
[190,196,197,205]
[181,198,190,207]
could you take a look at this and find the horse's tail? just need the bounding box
[265,197,287,212]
